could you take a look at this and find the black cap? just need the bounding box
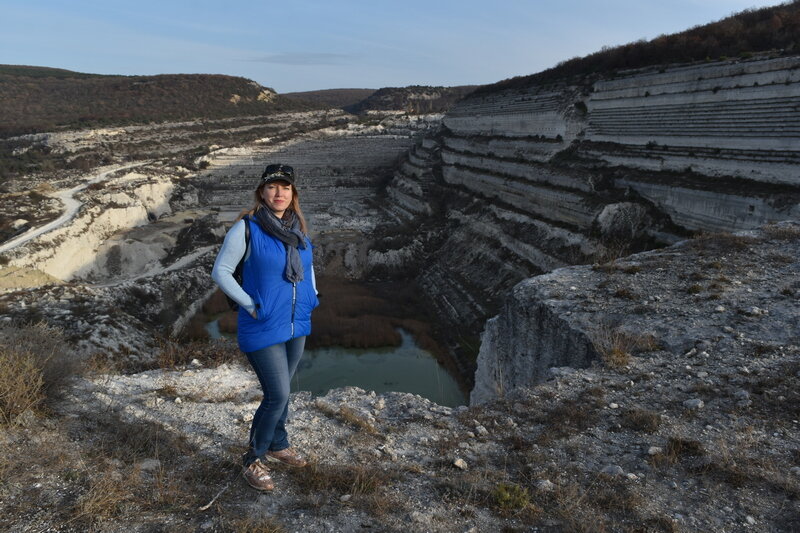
[261,164,295,185]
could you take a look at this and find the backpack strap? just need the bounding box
[243,216,251,259]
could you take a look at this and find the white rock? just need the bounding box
[190,358,203,367]
[746,516,756,525]
[475,425,489,436]
[683,399,704,410]
[340,494,352,502]
[137,458,162,472]
[535,479,555,491]
[696,371,708,378]
[648,446,663,456]
[609,403,620,409]
[453,458,468,470]
[714,305,726,312]
[174,397,182,404]
[601,465,625,476]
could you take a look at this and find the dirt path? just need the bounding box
[0,162,146,254]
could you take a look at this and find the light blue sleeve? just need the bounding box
[211,219,256,312]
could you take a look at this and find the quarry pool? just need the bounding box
[206,322,466,406]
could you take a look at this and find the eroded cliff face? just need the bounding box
[471,224,800,404]
[375,54,800,387]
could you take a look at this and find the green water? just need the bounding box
[206,322,466,406]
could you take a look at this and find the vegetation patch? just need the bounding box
[590,324,660,368]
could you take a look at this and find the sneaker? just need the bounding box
[242,458,274,491]
[266,447,307,467]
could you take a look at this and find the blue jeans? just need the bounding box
[243,336,305,466]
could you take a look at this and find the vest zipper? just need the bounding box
[290,282,297,338]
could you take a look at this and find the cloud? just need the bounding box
[247,53,352,65]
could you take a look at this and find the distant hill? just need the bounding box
[346,85,479,115]
[0,66,319,136]
[283,88,376,110]
[475,1,800,95]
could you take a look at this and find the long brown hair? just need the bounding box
[237,182,309,234]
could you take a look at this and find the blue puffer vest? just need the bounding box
[237,217,318,353]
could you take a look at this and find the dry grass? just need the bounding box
[689,231,758,252]
[762,223,800,241]
[621,408,662,433]
[686,283,704,294]
[0,322,80,424]
[73,468,136,524]
[533,387,605,445]
[491,482,540,518]
[292,462,391,495]
[613,287,638,300]
[155,337,240,369]
[590,324,660,368]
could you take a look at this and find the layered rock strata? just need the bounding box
[376,55,800,371]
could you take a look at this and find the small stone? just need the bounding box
[723,326,734,333]
[137,458,161,472]
[626,473,639,480]
[190,358,203,367]
[601,465,625,476]
[696,371,708,378]
[454,458,468,470]
[174,397,182,404]
[609,403,620,409]
[155,397,164,406]
[340,494,352,502]
[671,481,679,489]
[790,466,800,475]
[375,398,386,410]
[475,425,489,437]
[466,432,475,438]
[733,390,750,400]
[410,511,426,523]
[647,446,663,456]
[737,400,753,408]
[714,305,726,312]
[535,479,555,491]
[683,398,704,410]
[746,516,756,525]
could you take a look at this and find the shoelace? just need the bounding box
[250,461,272,481]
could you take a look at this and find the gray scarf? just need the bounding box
[253,209,306,282]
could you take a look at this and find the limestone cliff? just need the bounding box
[376,54,800,381]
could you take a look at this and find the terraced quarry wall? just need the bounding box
[378,55,800,383]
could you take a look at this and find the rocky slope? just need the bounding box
[2,225,797,532]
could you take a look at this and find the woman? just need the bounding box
[211,163,319,492]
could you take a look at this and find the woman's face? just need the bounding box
[260,180,293,217]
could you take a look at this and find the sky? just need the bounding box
[0,0,788,93]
